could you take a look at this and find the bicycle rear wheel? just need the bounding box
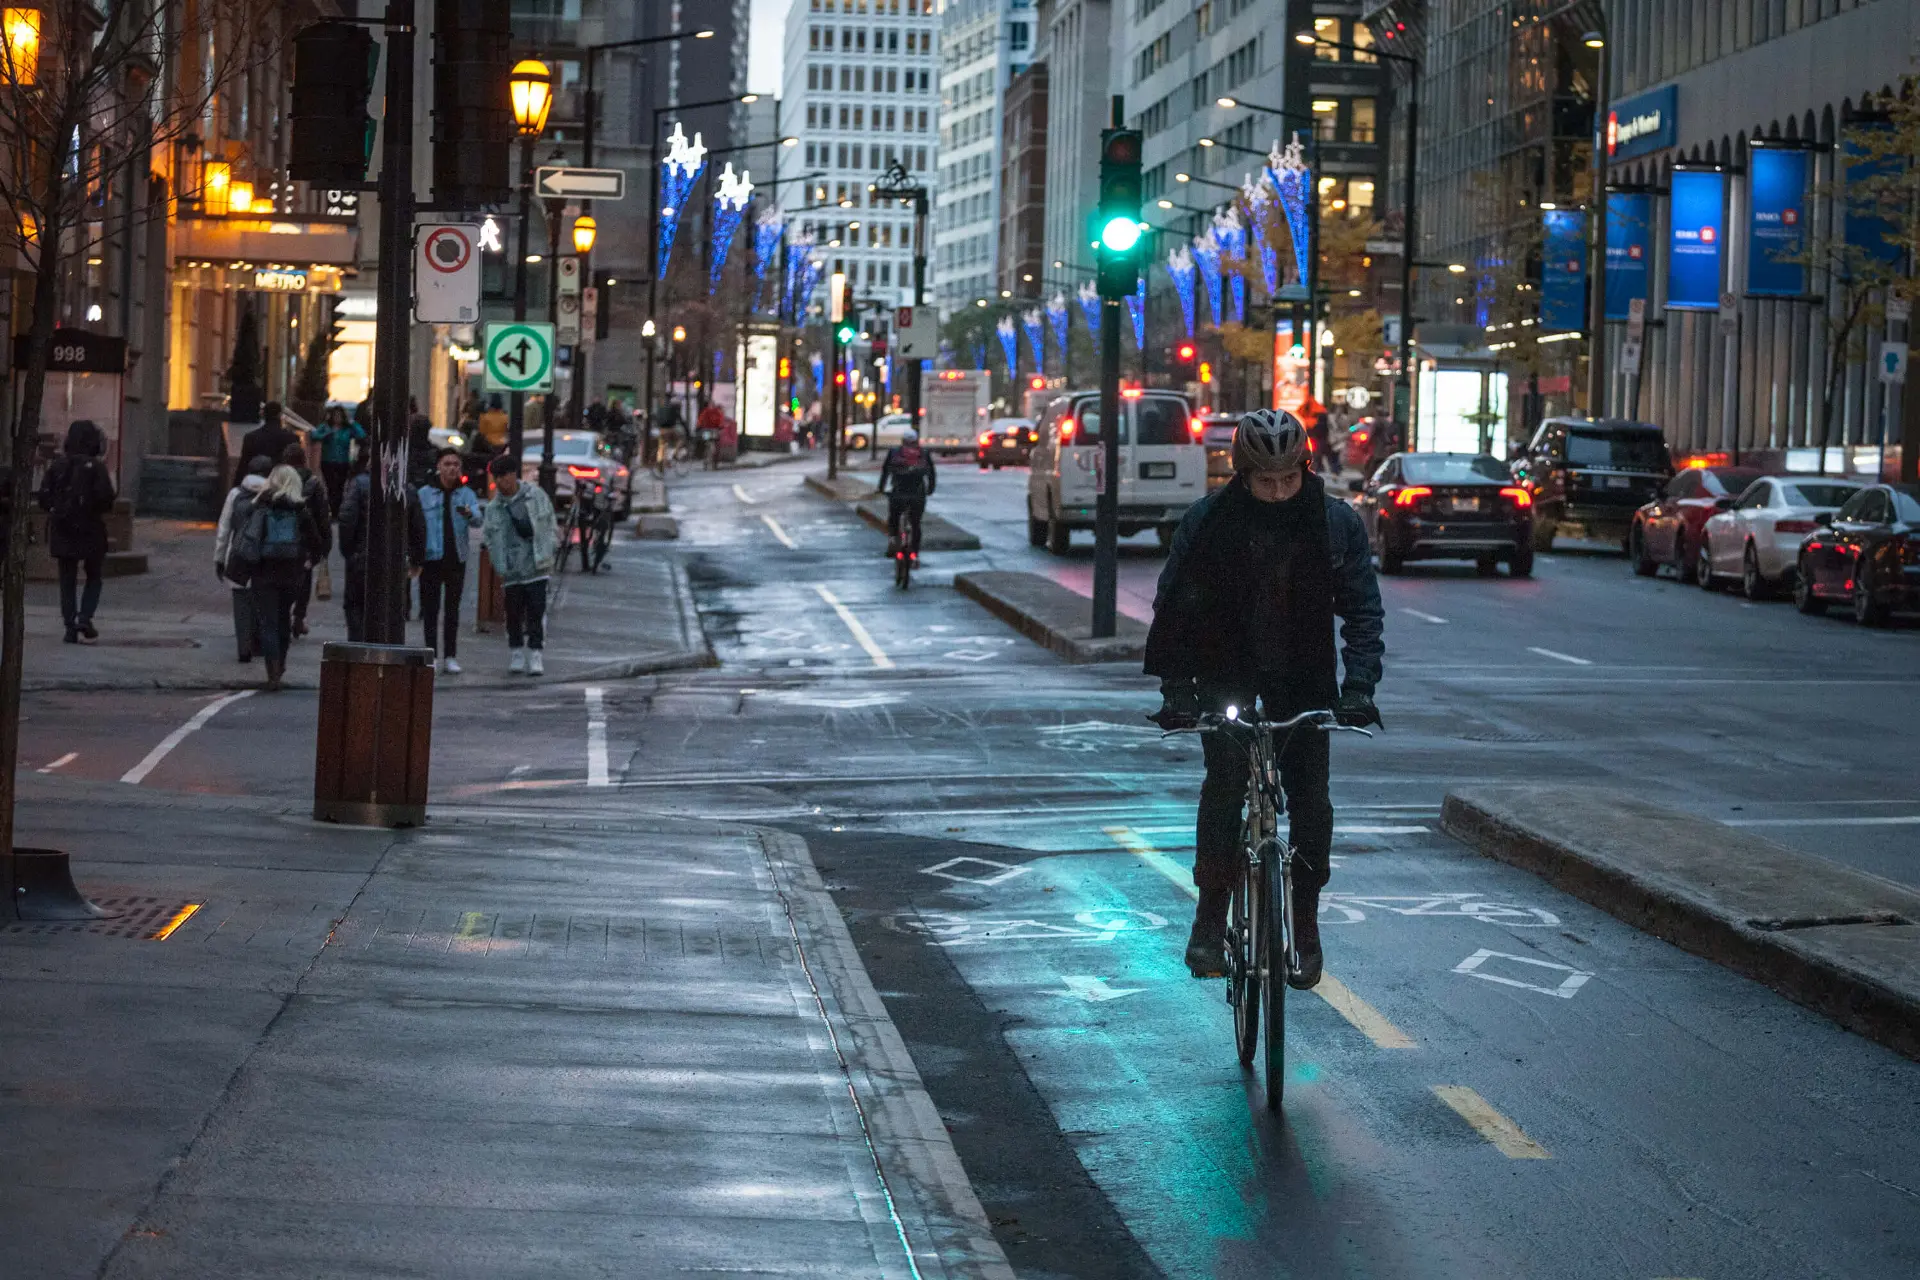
[588,512,613,571]
[1264,844,1287,1111]
[1229,853,1261,1067]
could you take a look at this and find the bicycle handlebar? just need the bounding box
[1160,708,1375,739]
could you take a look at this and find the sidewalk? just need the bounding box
[0,776,1013,1278]
[20,518,711,691]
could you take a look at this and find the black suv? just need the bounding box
[1510,417,1674,551]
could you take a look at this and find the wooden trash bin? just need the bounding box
[313,642,436,827]
[474,546,506,632]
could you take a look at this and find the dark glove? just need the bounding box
[1149,679,1201,730]
[1335,688,1383,730]
[214,561,226,583]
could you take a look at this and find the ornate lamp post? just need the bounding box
[506,59,552,460]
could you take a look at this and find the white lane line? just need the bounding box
[37,752,78,774]
[1400,607,1449,624]
[1335,825,1432,835]
[761,513,798,549]
[584,686,610,787]
[121,691,255,785]
[1725,815,1920,828]
[732,483,759,505]
[814,585,895,669]
[1527,646,1593,666]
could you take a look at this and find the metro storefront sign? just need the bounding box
[1607,85,1677,163]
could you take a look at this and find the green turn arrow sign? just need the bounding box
[483,322,555,393]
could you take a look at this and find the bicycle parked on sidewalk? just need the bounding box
[563,472,616,573]
[1162,706,1373,1111]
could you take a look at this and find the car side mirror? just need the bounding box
[1713,496,1736,511]
[1814,511,1833,527]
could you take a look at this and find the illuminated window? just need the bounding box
[1350,98,1376,144]
[1352,23,1377,63]
[1312,99,1339,141]
[1313,17,1340,60]
[1349,180,1375,213]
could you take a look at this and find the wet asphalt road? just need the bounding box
[18,460,1920,1278]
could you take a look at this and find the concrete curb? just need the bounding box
[1441,785,1920,1063]
[953,570,1147,664]
[758,828,1016,1280]
[805,472,876,503]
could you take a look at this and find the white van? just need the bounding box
[1025,389,1205,554]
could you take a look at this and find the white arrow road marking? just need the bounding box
[121,690,254,785]
[732,483,759,504]
[1453,947,1591,998]
[814,584,894,669]
[1401,607,1449,624]
[761,513,798,548]
[584,687,610,787]
[38,752,77,773]
[1527,646,1593,665]
[1054,975,1146,1002]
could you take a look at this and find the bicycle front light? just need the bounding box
[1225,705,1239,721]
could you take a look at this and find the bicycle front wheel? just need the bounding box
[589,513,613,571]
[1264,843,1287,1112]
[1229,852,1261,1067]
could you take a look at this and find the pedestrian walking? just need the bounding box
[411,448,484,674]
[407,397,435,490]
[230,400,300,490]
[335,456,372,641]
[476,395,509,451]
[37,419,117,644]
[480,454,557,676]
[225,464,327,691]
[311,405,364,518]
[279,442,334,638]
[213,455,273,661]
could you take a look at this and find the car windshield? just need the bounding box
[1782,482,1859,508]
[1893,485,1920,521]
[1705,469,1765,496]
[1565,429,1668,470]
[1402,454,1511,484]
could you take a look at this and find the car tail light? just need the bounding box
[978,432,992,445]
[1393,486,1432,508]
[1061,419,1077,441]
[1775,519,1815,533]
[567,464,598,479]
[1188,418,1204,437]
[1500,486,1532,508]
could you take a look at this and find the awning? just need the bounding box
[171,216,359,269]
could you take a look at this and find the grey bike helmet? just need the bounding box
[1231,407,1310,473]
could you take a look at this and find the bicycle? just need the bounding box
[886,500,922,589]
[1162,706,1373,1111]
[652,431,692,479]
[564,473,615,573]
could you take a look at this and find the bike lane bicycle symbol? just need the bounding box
[887,908,1169,947]
[1318,893,1560,926]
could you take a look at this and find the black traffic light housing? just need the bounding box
[1096,127,1144,299]
[289,22,379,186]
[431,0,514,208]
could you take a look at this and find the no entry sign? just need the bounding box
[415,222,481,323]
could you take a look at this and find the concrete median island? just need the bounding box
[804,472,982,551]
[1443,785,1920,1062]
[953,571,1147,664]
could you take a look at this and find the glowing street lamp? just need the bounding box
[509,60,553,136]
[2,8,40,87]
[571,213,597,254]
[203,160,232,215]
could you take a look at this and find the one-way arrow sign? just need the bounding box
[534,167,626,200]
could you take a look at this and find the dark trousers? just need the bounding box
[231,589,258,659]
[343,558,367,642]
[1194,692,1334,897]
[503,578,547,650]
[251,583,298,664]
[887,496,926,554]
[419,558,466,658]
[293,566,313,627]
[321,462,351,518]
[56,555,103,629]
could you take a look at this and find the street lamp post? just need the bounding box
[1582,30,1610,416]
[872,162,930,435]
[507,60,553,464]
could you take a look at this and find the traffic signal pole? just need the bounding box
[1091,97,1138,640]
[367,0,417,645]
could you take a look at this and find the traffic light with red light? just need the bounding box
[1173,341,1197,369]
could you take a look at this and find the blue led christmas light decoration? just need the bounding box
[1191,233,1223,328]
[1214,209,1247,324]
[1123,278,1145,348]
[781,227,814,319]
[1021,309,1046,372]
[656,122,708,278]
[752,206,784,280]
[708,163,754,293]
[808,352,824,396]
[1077,281,1101,338]
[1242,175,1280,297]
[1165,245,1197,338]
[1265,135,1311,289]
[995,316,1020,380]
[1046,293,1070,362]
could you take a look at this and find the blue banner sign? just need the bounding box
[1843,124,1909,271]
[1667,169,1724,311]
[1747,146,1808,296]
[1607,85,1677,163]
[1540,210,1587,331]
[1605,192,1652,320]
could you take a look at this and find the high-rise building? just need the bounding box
[933,0,1037,313]
[998,62,1049,299]
[780,0,941,313]
[1036,0,1109,281]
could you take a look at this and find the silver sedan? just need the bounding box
[1700,475,1864,599]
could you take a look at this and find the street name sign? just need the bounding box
[483,322,556,393]
[414,222,481,323]
[534,167,626,200]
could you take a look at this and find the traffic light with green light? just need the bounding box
[834,320,856,347]
[1096,126,1143,299]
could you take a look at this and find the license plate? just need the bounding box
[1604,475,1631,489]
[1139,461,1175,479]
[1446,496,1483,514]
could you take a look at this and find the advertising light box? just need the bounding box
[1667,169,1725,311]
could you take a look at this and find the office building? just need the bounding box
[1035,0,1109,282]
[999,62,1049,298]
[933,0,1036,312]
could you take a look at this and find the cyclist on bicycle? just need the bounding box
[1145,408,1384,987]
[876,428,937,560]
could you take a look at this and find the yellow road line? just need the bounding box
[1106,824,1198,900]
[732,483,759,504]
[1315,973,1418,1049]
[150,903,202,941]
[813,584,895,669]
[761,513,798,548]
[1432,1085,1551,1158]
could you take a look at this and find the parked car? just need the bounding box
[525,430,633,517]
[847,413,913,453]
[1629,465,1768,582]
[976,417,1037,469]
[1197,413,1237,489]
[1698,475,1863,599]
[1793,483,1920,626]
[1026,389,1204,554]
[1511,417,1673,551]
[1357,452,1536,577]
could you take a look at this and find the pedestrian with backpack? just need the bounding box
[37,419,117,644]
[214,455,273,661]
[227,464,327,690]
[279,442,334,639]
[480,454,557,676]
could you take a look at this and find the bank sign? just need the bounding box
[1667,168,1725,311]
[1747,146,1809,297]
[1607,85,1677,162]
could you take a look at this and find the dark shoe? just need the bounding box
[79,620,98,641]
[62,628,79,644]
[1184,915,1227,979]
[1288,882,1323,990]
[263,658,285,692]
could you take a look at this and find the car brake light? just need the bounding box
[1393,486,1432,508]
[1775,519,1815,533]
[1061,420,1077,440]
[978,432,992,445]
[1187,418,1203,437]
[567,465,598,479]
[1499,486,1532,507]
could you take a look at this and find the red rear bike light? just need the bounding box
[1393,486,1432,508]
[1499,486,1533,507]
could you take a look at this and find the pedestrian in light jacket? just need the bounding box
[214,455,273,661]
[410,448,484,674]
[480,454,557,676]
[38,419,117,644]
[228,465,328,691]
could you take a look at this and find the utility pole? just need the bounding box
[1092,99,1142,639]
[367,0,417,645]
